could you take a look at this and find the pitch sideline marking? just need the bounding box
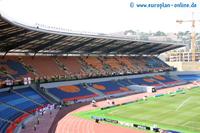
[175,97,191,111]
[183,121,191,126]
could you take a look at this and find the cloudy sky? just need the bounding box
[0,0,200,33]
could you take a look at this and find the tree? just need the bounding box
[154,31,166,36]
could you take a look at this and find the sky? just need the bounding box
[0,0,200,34]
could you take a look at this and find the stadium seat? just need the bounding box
[0,87,49,132]
[48,84,98,102]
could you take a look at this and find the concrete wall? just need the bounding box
[169,71,200,75]
[166,62,200,71]
[41,72,167,88]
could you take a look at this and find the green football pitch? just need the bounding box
[75,87,200,133]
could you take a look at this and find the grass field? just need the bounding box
[75,87,200,133]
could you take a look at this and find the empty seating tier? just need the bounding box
[0,56,172,86]
[0,87,49,132]
[48,84,98,102]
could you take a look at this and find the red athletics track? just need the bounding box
[55,83,196,133]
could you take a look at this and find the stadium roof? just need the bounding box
[0,14,184,56]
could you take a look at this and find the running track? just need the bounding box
[55,83,196,133]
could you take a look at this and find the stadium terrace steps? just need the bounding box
[116,80,127,87]
[89,80,127,95]
[47,84,98,102]
[30,84,57,103]
[0,57,31,80]
[115,57,134,71]
[83,57,104,72]
[152,75,179,85]
[11,90,43,106]
[104,57,123,71]
[0,56,173,83]
[41,88,61,103]
[178,74,200,81]
[6,113,30,133]
[46,75,182,102]
[57,57,83,75]
[131,77,162,86]
[0,107,23,133]
[0,117,13,133]
[125,79,135,85]
[117,79,135,86]
[85,86,105,96]
[0,87,49,133]
[0,100,28,114]
[79,57,97,75]
[0,101,30,133]
[152,79,167,87]
[22,56,64,77]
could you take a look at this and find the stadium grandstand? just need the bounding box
[0,13,200,133]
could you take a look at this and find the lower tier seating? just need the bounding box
[47,75,181,102]
[89,80,130,95]
[48,84,98,102]
[0,87,49,133]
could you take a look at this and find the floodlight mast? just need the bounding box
[176,13,200,62]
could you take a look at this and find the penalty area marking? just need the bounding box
[175,97,191,111]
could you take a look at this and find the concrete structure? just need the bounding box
[167,61,200,71]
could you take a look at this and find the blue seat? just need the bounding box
[0,105,22,133]
[15,87,48,104]
[6,60,28,78]
[131,77,160,86]
[0,119,10,133]
[178,74,200,81]
[89,81,122,94]
[0,87,49,132]
[48,84,95,100]
[153,75,177,84]
[0,59,28,80]
[117,79,134,86]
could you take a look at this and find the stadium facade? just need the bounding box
[1,13,199,133]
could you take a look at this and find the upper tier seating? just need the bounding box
[83,57,105,74]
[116,57,137,72]
[58,57,83,74]
[22,56,64,78]
[103,57,123,71]
[146,57,169,69]
[0,56,172,85]
[0,56,32,80]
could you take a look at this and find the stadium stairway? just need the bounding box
[116,81,126,87]
[11,90,43,106]
[127,79,136,85]
[151,78,167,87]
[0,117,13,131]
[170,74,187,83]
[0,101,30,115]
[117,79,135,86]
[84,83,105,96]
[30,84,58,104]
[54,58,68,74]
[45,90,61,103]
